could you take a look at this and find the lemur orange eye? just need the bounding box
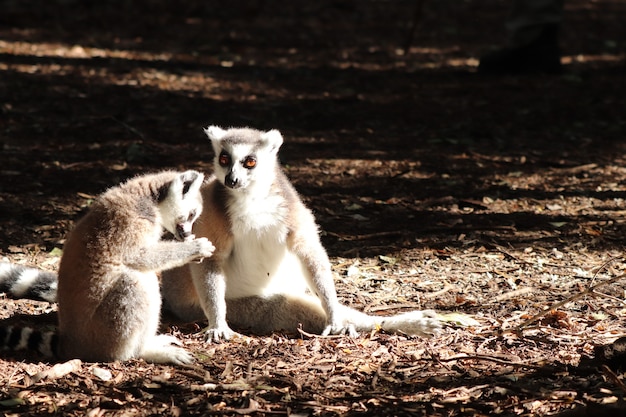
[243,156,257,169]
[218,152,231,167]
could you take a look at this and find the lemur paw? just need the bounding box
[192,237,216,262]
[202,324,241,343]
[322,322,358,338]
[141,335,195,365]
[165,346,195,365]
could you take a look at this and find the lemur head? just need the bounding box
[159,170,204,241]
[204,126,283,191]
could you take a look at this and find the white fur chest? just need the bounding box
[227,190,286,236]
[223,191,309,298]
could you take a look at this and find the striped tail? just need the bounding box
[0,326,58,358]
[0,263,58,302]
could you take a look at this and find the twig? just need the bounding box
[437,354,549,369]
[3,362,23,388]
[511,273,626,333]
[422,282,454,299]
[177,367,210,382]
[326,230,404,241]
[493,245,568,269]
[397,353,549,372]
[551,163,598,175]
[403,0,425,55]
[494,246,532,265]
[589,256,623,287]
[367,303,425,312]
[296,327,345,340]
[592,290,626,308]
[601,364,626,395]
[493,287,534,303]
[328,225,516,242]
[110,116,145,140]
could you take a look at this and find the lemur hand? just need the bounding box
[192,237,215,263]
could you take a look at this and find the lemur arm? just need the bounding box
[196,259,238,341]
[126,239,214,272]
[287,215,356,336]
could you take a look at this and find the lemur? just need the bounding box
[160,126,441,341]
[0,170,214,364]
[0,128,441,342]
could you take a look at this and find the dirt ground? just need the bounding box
[1,0,626,415]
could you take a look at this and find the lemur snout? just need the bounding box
[176,224,192,240]
[225,175,239,188]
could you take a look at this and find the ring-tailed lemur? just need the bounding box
[0,170,214,364]
[160,126,441,341]
[1,128,441,343]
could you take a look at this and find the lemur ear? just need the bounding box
[260,129,283,153]
[204,125,228,141]
[204,126,227,155]
[177,170,204,197]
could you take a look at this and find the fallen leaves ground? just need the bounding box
[1,0,626,415]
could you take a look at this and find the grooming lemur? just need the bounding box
[0,170,214,364]
[1,127,441,342]
[159,126,441,341]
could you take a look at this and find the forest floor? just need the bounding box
[1,0,626,415]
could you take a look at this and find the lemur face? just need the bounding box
[158,171,204,241]
[216,145,259,190]
[204,126,283,191]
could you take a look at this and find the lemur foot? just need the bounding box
[201,324,242,343]
[322,322,358,338]
[141,334,194,365]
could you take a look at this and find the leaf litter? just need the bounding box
[2,0,626,415]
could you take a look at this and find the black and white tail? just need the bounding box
[0,326,58,358]
[0,263,58,303]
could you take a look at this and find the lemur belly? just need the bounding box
[223,229,309,299]
[224,189,308,298]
